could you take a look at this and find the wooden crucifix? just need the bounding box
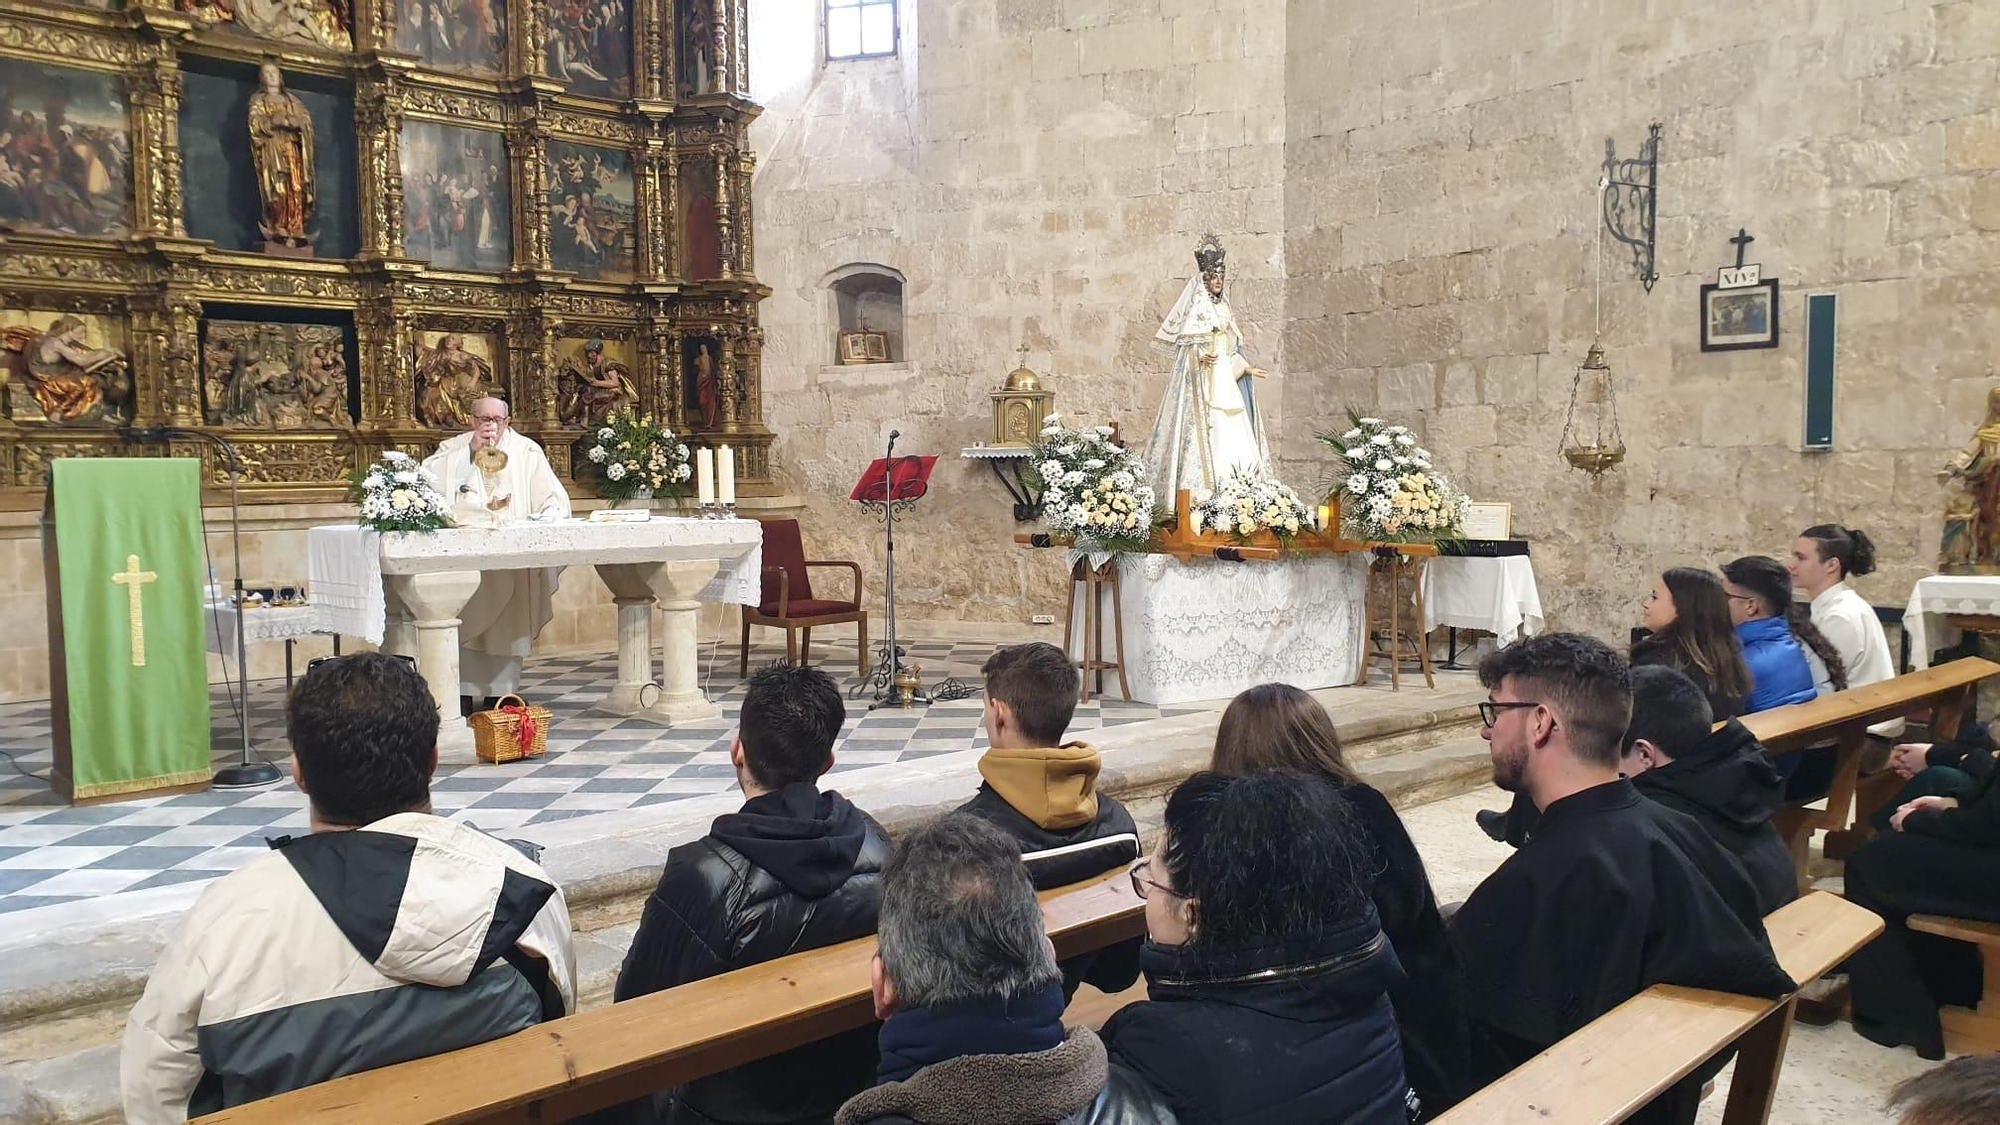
[112,553,158,667]
[1730,228,1755,269]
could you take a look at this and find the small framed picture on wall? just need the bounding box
[1700,279,1780,352]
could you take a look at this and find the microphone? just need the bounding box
[889,429,900,439]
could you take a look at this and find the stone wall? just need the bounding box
[1282,0,2000,638]
[748,0,1289,624]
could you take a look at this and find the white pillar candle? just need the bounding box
[696,448,716,504]
[718,444,736,505]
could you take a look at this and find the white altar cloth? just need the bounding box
[204,603,321,654]
[1903,574,2000,670]
[308,518,763,757]
[1420,555,1545,640]
[1070,553,1368,706]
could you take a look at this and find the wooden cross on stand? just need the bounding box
[1730,227,1755,269]
[112,553,157,667]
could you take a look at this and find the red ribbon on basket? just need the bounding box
[499,700,538,754]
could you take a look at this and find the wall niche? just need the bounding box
[824,263,904,365]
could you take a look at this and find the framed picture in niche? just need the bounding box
[395,0,507,74]
[1700,280,1779,352]
[402,121,511,272]
[546,141,636,281]
[545,0,632,98]
[682,335,723,431]
[0,60,133,239]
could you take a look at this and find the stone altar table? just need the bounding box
[309,519,762,758]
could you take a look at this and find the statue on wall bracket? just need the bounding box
[248,63,317,257]
[1939,384,2000,574]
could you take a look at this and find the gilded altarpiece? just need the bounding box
[0,0,770,502]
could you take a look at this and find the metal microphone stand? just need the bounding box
[122,427,281,788]
[852,432,977,709]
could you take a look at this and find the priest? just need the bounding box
[422,397,571,711]
[1453,633,1794,1125]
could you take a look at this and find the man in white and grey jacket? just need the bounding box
[121,653,576,1123]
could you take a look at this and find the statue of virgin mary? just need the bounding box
[1142,234,1271,502]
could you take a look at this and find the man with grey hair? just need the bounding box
[837,813,1175,1125]
[422,395,570,712]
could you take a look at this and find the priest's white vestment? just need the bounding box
[422,428,571,697]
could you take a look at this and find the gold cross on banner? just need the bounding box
[111,554,157,667]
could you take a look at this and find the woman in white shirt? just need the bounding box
[1787,524,1905,786]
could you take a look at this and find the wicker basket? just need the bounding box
[471,694,551,764]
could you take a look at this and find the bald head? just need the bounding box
[470,397,510,449]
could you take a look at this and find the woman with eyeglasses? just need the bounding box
[1100,771,1415,1125]
[1210,684,1468,1115]
[1633,566,1752,721]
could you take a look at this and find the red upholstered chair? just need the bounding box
[741,518,869,676]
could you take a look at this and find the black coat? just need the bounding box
[1631,720,1798,916]
[1100,925,1414,1125]
[614,783,894,1125]
[1338,783,1472,1115]
[956,784,1143,999]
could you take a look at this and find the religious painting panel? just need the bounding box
[200,318,355,430]
[681,333,722,432]
[544,0,633,99]
[546,141,636,281]
[676,167,721,281]
[180,60,360,258]
[0,61,133,240]
[401,122,512,272]
[675,0,721,98]
[1699,279,1780,352]
[394,0,508,74]
[554,335,637,427]
[0,311,132,426]
[204,0,352,51]
[413,328,504,429]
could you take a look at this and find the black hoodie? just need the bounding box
[609,782,894,1125]
[1632,720,1798,916]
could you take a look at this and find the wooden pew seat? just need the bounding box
[1431,891,1884,1125]
[1908,914,2000,1053]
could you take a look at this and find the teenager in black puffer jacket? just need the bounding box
[1102,772,1416,1125]
[607,665,893,1125]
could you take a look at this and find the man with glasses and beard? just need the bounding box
[1451,633,1793,1125]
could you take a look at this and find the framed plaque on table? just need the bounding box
[1462,502,1512,540]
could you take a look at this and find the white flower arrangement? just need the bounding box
[351,451,452,532]
[1192,469,1313,540]
[583,410,693,501]
[1320,412,1468,542]
[1026,414,1158,551]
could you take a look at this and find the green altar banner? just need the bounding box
[44,458,211,801]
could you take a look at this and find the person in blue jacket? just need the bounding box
[1721,555,1837,713]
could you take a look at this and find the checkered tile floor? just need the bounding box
[0,637,1194,916]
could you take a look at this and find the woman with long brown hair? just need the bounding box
[1634,566,1752,720]
[1211,683,1470,1115]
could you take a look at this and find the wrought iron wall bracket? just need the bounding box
[1603,123,1663,292]
[960,448,1041,522]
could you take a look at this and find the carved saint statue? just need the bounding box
[0,316,130,425]
[557,339,636,427]
[1142,234,1272,501]
[248,63,316,253]
[416,333,497,428]
[1938,383,2000,573]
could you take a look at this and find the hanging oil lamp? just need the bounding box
[1559,177,1628,477]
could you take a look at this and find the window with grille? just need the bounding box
[827,0,897,60]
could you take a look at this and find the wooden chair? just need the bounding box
[1908,914,2000,1052]
[739,518,869,676]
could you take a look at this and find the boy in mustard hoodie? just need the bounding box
[957,641,1143,999]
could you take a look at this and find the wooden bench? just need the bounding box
[1908,914,2000,1053]
[1734,656,2000,884]
[190,870,1144,1125]
[1432,891,1884,1125]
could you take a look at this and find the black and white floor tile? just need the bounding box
[0,637,1195,915]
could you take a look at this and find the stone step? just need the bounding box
[0,678,1490,1124]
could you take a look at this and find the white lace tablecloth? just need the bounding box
[309,518,763,645]
[1904,574,2000,669]
[1420,555,1545,639]
[1069,553,1368,706]
[203,603,323,657]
